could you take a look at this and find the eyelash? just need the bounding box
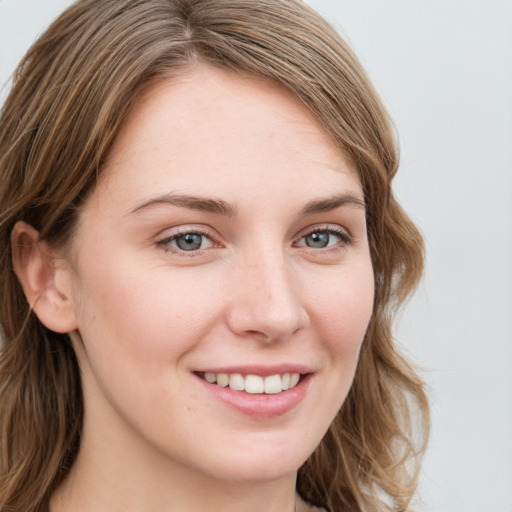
[156,228,218,255]
[156,225,352,256]
[294,226,353,250]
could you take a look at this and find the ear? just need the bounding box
[11,221,78,333]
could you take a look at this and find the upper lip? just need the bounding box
[194,364,313,376]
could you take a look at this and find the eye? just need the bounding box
[295,228,351,249]
[158,231,215,252]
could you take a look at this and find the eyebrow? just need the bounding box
[300,194,366,215]
[129,192,365,218]
[129,194,238,217]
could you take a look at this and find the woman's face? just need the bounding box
[64,66,374,483]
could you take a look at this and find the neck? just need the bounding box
[50,419,299,512]
[51,464,299,512]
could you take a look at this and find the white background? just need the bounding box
[1,1,511,511]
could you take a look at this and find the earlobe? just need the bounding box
[11,221,78,334]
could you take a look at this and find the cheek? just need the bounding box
[70,262,204,424]
[312,263,374,357]
[297,263,374,437]
[71,253,223,368]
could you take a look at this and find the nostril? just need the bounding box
[225,264,310,342]
[226,302,309,342]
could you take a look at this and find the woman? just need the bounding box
[0,1,429,511]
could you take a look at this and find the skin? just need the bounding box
[15,65,374,512]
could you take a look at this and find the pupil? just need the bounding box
[306,232,329,248]
[177,233,202,251]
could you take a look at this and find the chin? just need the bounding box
[190,435,316,484]
[207,459,302,484]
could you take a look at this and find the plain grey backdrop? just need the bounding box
[1,1,511,511]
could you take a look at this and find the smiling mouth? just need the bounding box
[197,372,303,394]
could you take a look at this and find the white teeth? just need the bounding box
[245,374,264,394]
[229,373,245,391]
[202,372,302,394]
[289,373,300,388]
[264,374,282,394]
[216,373,229,387]
[204,372,217,383]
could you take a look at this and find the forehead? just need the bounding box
[92,65,361,215]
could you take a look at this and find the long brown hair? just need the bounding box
[0,1,428,510]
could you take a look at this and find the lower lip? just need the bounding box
[196,374,312,419]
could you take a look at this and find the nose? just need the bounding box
[226,249,310,343]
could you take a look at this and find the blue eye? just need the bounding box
[160,232,214,252]
[297,228,350,249]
